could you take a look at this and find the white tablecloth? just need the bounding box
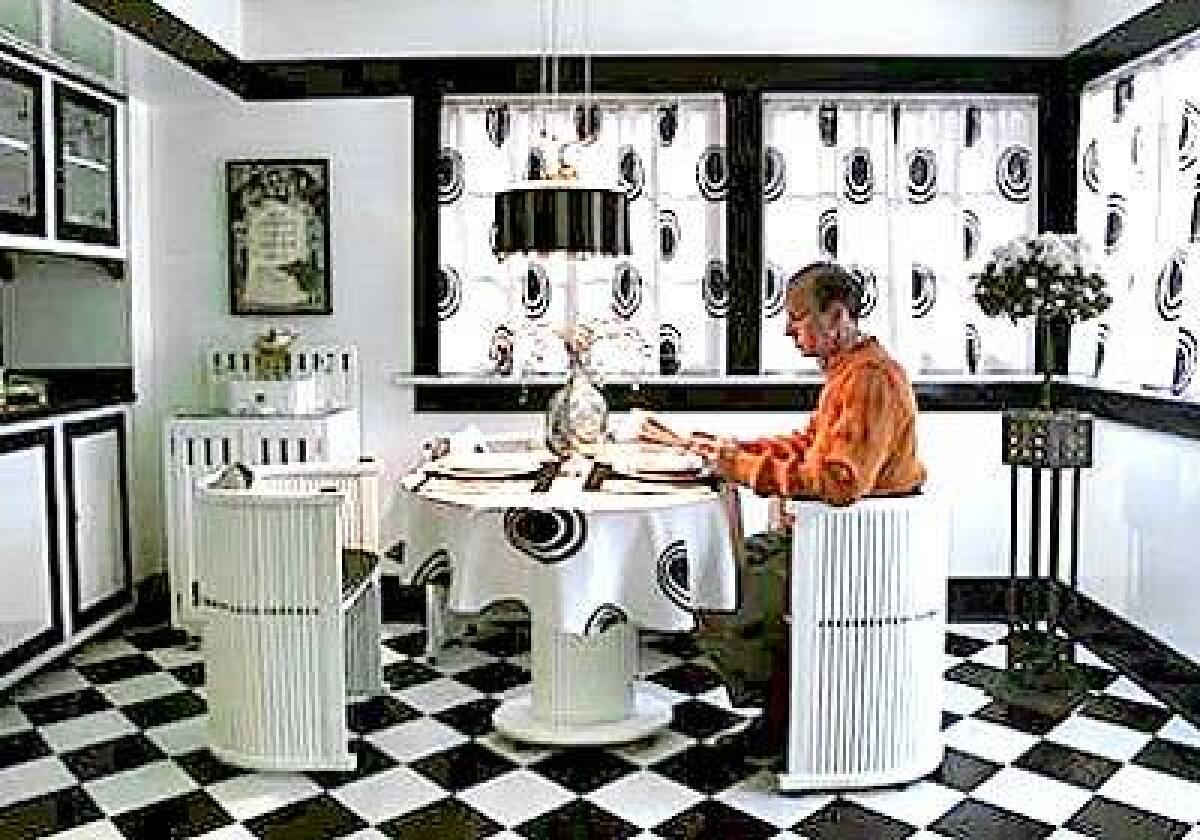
[394,472,738,636]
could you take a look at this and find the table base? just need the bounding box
[494,685,672,746]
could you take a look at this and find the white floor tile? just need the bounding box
[1072,645,1113,671]
[38,710,137,754]
[586,770,703,829]
[971,766,1094,826]
[943,717,1039,765]
[44,819,127,839]
[1101,677,1166,707]
[457,769,573,827]
[97,672,186,707]
[0,756,76,808]
[1183,825,1200,840]
[0,705,30,737]
[195,823,258,839]
[940,680,991,716]
[637,649,681,675]
[967,644,1009,669]
[425,645,497,674]
[144,715,209,756]
[1098,763,1200,824]
[13,669,90,702]
[1046,715,1154,762]
[69,639,139,666]
[205,773,322,822]
[331,766,446,824]
[1159,716,1200,749]
[1047,829,1094,840]
[846,780,965,829]
[340,830,392,840]
[145,647,203,671]
[717,770,834,828]
[393,677,483,714]
[475,732,555,766]
[84,760,197,816]
[367,717,467,763]
[948,623,1007,643]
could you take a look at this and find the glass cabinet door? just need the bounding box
[0,59,44,237]
[53,82,117,246]
[0,0,42,47]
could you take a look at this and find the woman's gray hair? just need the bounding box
[786,261,864,320]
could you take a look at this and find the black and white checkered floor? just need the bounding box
[2,619,1199,839]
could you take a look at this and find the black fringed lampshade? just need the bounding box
[493,185,631,258]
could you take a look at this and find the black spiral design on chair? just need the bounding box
[412,549,452,587]
[584,604,629,636]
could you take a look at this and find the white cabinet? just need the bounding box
[1,0,122,88]
[64,413,130,631]
[0,426,62,678]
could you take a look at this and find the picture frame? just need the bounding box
[226,158,332,315]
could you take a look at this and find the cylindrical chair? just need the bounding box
[778,493,948,792]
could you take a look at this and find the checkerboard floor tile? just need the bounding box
[0,619,1197,839]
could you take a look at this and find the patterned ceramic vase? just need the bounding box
[544,356,608,457]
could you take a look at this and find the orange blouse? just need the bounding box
[725,337,927,506]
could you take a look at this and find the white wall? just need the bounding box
[239,0,1064,59]
[1062,0,1162,51]
[152,0,242,55]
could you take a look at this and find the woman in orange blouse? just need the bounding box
[645,262,927,764]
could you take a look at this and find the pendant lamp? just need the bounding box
[492,0,631,260]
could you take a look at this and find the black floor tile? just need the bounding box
[645,633,704,660]
[1132,737,1200,783]
[945,633,992,658]
[244,792,367,840]
[653,799,775,840]
[383,631,428,658]
[123,626,191,651]
[941,711,963,731]
[452,662,531,694]
[433,698,501,737]
[651,743,756,795]
[168,663,205,688]
[1012,740,1122,790]
[924,748,1002,793]
[943,661,1005,693]
[793,799,916,840]
[1063,795,1193,840]
[347,696,421,734]
[528,747,639,794]
[0,786,103,839]
[469,629,531,658]
[973,700,1070,736]
[61,733,165,782]
[409,742,517,791]
[647,663,724,696]
[307,740,398,789]
[382,660,442,691]
[111,789,232,839]
[1079,695,1173,734]
[517,798,640,840]
[669,699,746,740]
[174,749,250,786]
[0,729,50,770]
[929,798,1055,839]
[75,654,161,685]
[377,797,501,839]
[18,688,112,726]
[120,691,207,730]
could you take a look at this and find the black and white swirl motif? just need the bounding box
[437,266,461,321]
[657,102,679,146]
[656,540,692,612]
[912,263,937,319]
[965,106,981,148]
[526,148,547,181]
[818,207,839,258]
[485,104,510,148]
[819,103,837,147]
[1114,77,1135,120]
[584,604,629,636]
[437,148,464,204]
[1105,194,1128,256]
[659,209,680,261]
[1181,101,1200,172]
[763,262,784,319]
[850,266,879,320]
[611,262,643,320]
[843,147,874,205]
[1156,251,1186,322]
[503,508,588,564]
[522,263,550,319]
[412,549,452,587]
[703,259,730,318]
[965,324,981,374]
[659,324,682,375]
[575,103,601,144]
[618,146,645,202]
[1174,327,1197,396]
[1095,323,1109,377]
[763,146,786,203]
[1082,139,1101,194]
[996,145,1032,203]
[696,145,729,201]
[1132,126,1147,176]
[1192,188,1200,244]
[905,147,938,204]
[964,209,981,261]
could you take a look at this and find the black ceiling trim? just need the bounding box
[1065,0,1200,84]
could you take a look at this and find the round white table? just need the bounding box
[396,463,738,746]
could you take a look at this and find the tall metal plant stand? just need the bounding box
[992,408,1095,716]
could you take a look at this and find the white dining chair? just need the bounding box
[195,460,383,771]
[778,492,949,792]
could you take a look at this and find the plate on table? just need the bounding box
[607,451,705,480]
[432,452,546,478]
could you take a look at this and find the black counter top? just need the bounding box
[0,394,132,427]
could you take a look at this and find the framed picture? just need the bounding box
[227,158,331,315]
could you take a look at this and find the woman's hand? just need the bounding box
[687,434,739,475]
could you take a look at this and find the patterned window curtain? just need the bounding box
[437,95,726,378]
[762,96,1038,376]
[1075,46,1199,397]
